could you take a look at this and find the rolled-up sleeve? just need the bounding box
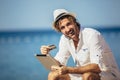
[54,35,71,65]
[88,31,108,71]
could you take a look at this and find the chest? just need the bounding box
[68,42,90,65]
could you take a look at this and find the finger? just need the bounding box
[40,45,56,51]
[41,45,49,49]
[42,50,48,54]
[40,45,50,54]
[59,70,62,75]
[51,65,61,70]
[41,47,49,51]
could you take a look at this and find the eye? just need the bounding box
[60,26,65,30]
[66,22,71,26]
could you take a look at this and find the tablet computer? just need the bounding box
[35,54,59,70]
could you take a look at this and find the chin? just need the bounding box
[71,36,76,40]
[67,35,76,39]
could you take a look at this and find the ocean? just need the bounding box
[0,27,120,80]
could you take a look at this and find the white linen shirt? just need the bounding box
[54,28,120,80]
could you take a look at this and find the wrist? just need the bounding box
[66,67,74,73]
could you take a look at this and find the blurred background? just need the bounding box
[0,0,120,80]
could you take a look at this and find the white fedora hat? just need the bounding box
[53,9,75,24]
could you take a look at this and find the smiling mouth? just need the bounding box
[68,29,75,36]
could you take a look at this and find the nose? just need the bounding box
[65,26,70,32]
[65,26,71,35]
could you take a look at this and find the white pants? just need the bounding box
[69,74,82,80]
[69,72,119,80]
[100,71,120,80]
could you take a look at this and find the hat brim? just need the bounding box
[54,13,75,24]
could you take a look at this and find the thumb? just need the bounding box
[51,65,60,70]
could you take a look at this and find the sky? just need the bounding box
[0,0,120,31]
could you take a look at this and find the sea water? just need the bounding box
[0,28,120,80]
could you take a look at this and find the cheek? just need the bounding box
[61,30,66,34]
[61,30,68,36]
[69,25,75,30]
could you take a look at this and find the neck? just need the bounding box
[73,29,80,49]
[73,37,79,49]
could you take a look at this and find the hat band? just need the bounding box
[55,13,66,22]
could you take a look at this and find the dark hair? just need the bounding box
[53,15,80,32]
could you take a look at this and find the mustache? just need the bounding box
[66,29,74,35]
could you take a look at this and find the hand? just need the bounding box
[40,45,51,54]
[51,65,68,75]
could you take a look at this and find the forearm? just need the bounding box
[67,63,101,74]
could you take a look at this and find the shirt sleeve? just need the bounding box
[54,35,71,65]
[88,30,108,71]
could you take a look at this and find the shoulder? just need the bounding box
[58,35,70,48]
[81,28,102,44]
[82,28,100,34]
[59,35,69,43]
[60,35,69,41]
[82,28,101,36]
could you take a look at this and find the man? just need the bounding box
[40,9,120,80]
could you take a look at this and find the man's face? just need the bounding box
[58,18,79,40]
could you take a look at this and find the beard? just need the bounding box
[63,25,80,40]
[65,28,78,40]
